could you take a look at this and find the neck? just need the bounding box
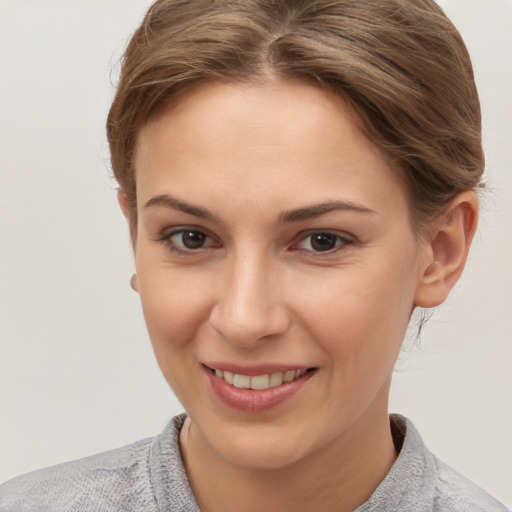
[181,396,397,512]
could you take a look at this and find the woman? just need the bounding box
[1,0,509,510]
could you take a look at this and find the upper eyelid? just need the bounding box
[151,226,214,249]
[290,230,356,253]
[156,225,214,240]
[158,227,353,238]
[293,228,355,242]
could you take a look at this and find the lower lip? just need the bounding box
[204,366,315,413]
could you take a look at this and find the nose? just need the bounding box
[209,253,291,348]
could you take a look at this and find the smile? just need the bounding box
[213,368,308,390]
[203,364,317,412]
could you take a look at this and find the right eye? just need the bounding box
[162,228,218,253]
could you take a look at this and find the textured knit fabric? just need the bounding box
[0,414,508,512]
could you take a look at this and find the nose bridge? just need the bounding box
[209,246,289,346]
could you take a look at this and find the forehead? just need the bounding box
[134,80,409,222]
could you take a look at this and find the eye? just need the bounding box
[295,231,353,253]
[163,228,218,253]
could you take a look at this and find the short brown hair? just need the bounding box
[107,0,483,233]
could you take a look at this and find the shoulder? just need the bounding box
[358,415,509,512]
[431,455,510,512]
[395,415,509,512]
[0,437,157,512]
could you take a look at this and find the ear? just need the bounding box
[414,191,478,308]
[117,188,131,220]
[117,188,137,250]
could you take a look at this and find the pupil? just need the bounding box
[311,233,336,252]
[182,231,205,249]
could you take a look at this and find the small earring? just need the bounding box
[130,273,138,292]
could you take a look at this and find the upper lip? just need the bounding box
[203,362,314,376]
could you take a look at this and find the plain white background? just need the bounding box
[0,0,511,506]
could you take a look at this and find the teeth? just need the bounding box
[283,370,296,383]
[214,369,308,390]
[233,374,251,389]
[269,372,283,387]
[250,374,270,390]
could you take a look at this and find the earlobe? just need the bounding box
[414,191,478,308]
[130,273,139,293]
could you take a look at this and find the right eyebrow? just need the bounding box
[143,194,219,222]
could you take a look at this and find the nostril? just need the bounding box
[208,300,291,348]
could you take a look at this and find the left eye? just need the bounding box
[296,232,353,252]
[168,229,216,251]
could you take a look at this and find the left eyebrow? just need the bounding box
[280,200,377,223]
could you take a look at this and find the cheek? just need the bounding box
[295,255,418,367]
[136,263,213,384]
[292,262,417,429]
[140,282,206,345]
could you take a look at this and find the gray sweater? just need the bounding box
[0,414,508,511]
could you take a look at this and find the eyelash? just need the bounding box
[155,227,355,256]
[291,231,355,254]
[155,228,219,255]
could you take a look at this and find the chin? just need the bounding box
[218,437,308,470]
[196,417,318,471]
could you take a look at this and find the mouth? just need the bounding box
[203,364,317,412]
[208,367,315,391]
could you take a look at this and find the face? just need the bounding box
[132,80,429,470]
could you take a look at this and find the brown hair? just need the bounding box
[107,0,483,235]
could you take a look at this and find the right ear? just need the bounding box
[117,189,137,250]
[117,188,130,220]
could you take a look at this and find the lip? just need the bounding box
[202,363,316,413]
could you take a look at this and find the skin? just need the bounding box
[119,80,478,512]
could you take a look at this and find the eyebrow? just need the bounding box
[144,194,376,223]
[279,200,377,222]
[144,194,219,221]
